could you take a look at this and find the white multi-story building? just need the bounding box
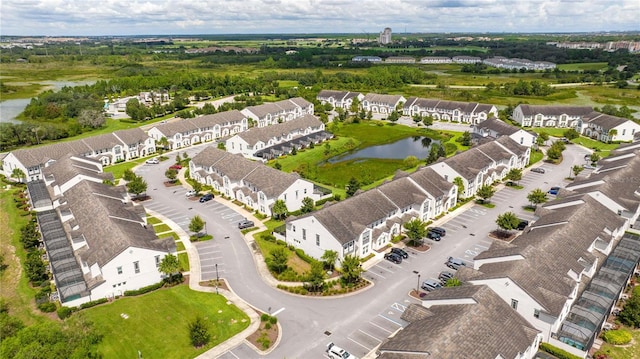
[361,93,406,114]
[403,97,498,124]
[240,97,313,127]
[316,90,364,110]
[378,27,392,44]
[472,117,537,147]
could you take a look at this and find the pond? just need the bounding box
[327,136,438,163]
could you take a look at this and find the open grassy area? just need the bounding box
[146,216,163,225]
[153,223,172,233]
[596,326,640,359]
[0,185,47,326]
[178,253,190,271]
[529,149,544,166]
[176,242,186,252]
[81,285,249,359]
[103,158,147,179]
[557,62,609,71]
[571,137,620,157]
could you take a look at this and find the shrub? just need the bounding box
[294,248,314,264]
[262,234,276,242]
[264,322,272,330]
[601,329,632,345]
[57,306,74,319]
[261,313,270,322]
[80,298,108,309]
[123,281,164,296]
[539,343,583,359]
[268,316,277,325]
[38,302,57,313]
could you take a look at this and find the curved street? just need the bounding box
[135,139,591,358]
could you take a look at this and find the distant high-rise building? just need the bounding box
[379,27,392,44]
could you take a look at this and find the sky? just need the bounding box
[1,0,639,37]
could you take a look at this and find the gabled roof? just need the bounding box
[584,111,635,130]
[190,146,230,168]
[212,153,259,181]
[242,165,300,198]
[473,117,520,136]
[243,97,312,119]
[189,110,246,129]
[81,133,123,151]
[406,167,454,199]
[43,154,113,192]
[233,114,323,146]
[362,93,404,106]
[516,104,593,117]
[378,285,539,359]
[113,128,148,145]
[376,177,428,209]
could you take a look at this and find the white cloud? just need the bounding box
[0,0,637,36]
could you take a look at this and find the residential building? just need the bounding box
[283,167,456,261]
[377,285,542,359]
[147,110,248,150]
[351,56,382,63]
[316,90,364,110]
[428,136,530,198]
[27,156,175,307]
[471,117,537,147]
[403,97,498,124]
[361,93,406,115]
[240,97,314,127]
[189,146,327,216]
[452,56,482,64]
[2,128,155,182]
[579,112,640,142]
[378,27,392,45]
[512,104,593,128]
[419,56,452,64]
[225,114,329,160]
[483,56,556,71]
[384,56,415,64]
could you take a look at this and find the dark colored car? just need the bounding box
[427,230,441,241]
[390,247,408,259]
[531,167,545,174]
[517,220,529,230]
[238,219,255,229]
[429,227,446,237]
[199,193,214,202]
[384,252,403,264]
[548,186,560,195]
[438,271,455,283]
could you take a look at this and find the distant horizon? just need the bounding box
[1,0,638,37]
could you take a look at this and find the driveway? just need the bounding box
[134,140,590,358]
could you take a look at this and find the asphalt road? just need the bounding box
[135,140,590,359]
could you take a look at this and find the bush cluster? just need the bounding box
[123,281,164,296]
[79,298,109,309]
[601,329,632,345]
[539,343,583,359]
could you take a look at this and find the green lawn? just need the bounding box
[596,326,640,359]
[530,128,567,137]
[178,252,190,271]
[529,149,544,166]
[557,62,609,71]
[176,242,186,251]
[153,223,172,233]
[146,216,162,225]
[82,285,249,359]
[571,137,620,156]
[103,158,147,179]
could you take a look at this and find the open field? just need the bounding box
[81,285,249,359]
[557,62,609,71]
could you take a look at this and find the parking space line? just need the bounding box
[226,350,240,359]
[378,314,402,327]
[366,271,386,279]
[348,337,373,351]
[358,329,382,341]
[374,264,396,273]
[369,321,393,334]
[391,303,406,312]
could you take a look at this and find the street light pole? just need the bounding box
[215,263,219,295]
[416,273,421,295]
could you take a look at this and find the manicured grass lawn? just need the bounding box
[178,253,190,271]
[571,137,619,157]
[153,223,172,233]
[529,149,544,166]
[176,242,186,251]
[557,62,608,71]
[82,285,249,359]
[531,128,567,137]
[596,326,640,359]
[146,216,162,225]
[103,158,147,179]
[252,220,312,275]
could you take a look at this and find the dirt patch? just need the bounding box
[131,195,151,202]
[246,312,279,352]
[199,278,229,291]
[488,230,516,242]
[163,181,179,187]
[406,243,431,252]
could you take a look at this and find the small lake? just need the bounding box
[328,136,438,163]
[0,80,96,124]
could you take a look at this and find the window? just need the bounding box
[134,261,140,274]
[117,266,123,275]
[511,299,518,310]
[534,309,540,318]
[316,234,320,246]
[302,228,306,240]
[155,255,160,268]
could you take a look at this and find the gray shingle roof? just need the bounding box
[242,165,300,198]
[113,128,148,146]
[377,177,428,209]
[43,155,113,194]
[584,111,630,130]
[378,285,539,359]
[473,117,520,135]
[363,93,404,106]
[516,104,593,117]
[190,146,230,168]
[234,114,323,146]
[243,97,311,119]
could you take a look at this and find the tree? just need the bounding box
[572,165,584,178]
[271,199,288,220]
[505,168,522,186]
[300,197,315,214]
[453,176,465,200]
[349,98,361,115]
[387,110,400,123]
[476,185,496,204]
[159,254,180,282]
[608,129,618,141]
[345,177,361,197]
[165,168,178,183]
[426,144,442,165]
[192,181,203,196]
[618,294,640,328]
[268,247,289,274]
[562,129,580,140]
[412,113,423,124]
[444,278,462,287]
[527,188,548,208]
[156,136,169,151]
[188,316,211,348]
[10,168,25,183]
[422,115,433,127]
[189,215,205,234]
[546,142,564,161]
[460,131,472,146]
[25,251,47,283]
[340,255,363,285]
[403,218,427,247]
[126,175,147,199]
[321,250,338,272]
[590,152,601,164]
[306,262,327,292]
[122,168,136,182]
[495,212,520,233]
[77,108,106,129]
[535,135,545,147]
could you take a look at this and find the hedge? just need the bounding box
[539,343,583,359]
[57,306,74,319]
[123,281,164,296]
[80,298,108,309]
[294,248,314,264]
[601,329,632,345]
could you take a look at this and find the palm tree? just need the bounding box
[11,168,26,183]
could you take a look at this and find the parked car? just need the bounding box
[169,164,182,170]
[384,252,403,264]
[145,158,159,164]
[547,186,560,195]
[429,227,446,237]
[421,278,442,291]
[560,137,571,144]
[445,257,467,270]
[185,190,197,197]
[531,167,545,174]
[238,219,255,229]
[426,230,441,241]
[517,220,529,230]
[583,163,596,170]
[390,247,408,259]
[327,343,358,359]
[199,193,214,203]
[438,271,455,284]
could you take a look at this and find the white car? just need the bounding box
[145,158,159,164]
[327,342,357,359]
[185,190,197,197]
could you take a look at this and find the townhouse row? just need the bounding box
[513,104,640,142]
[376,142,640,358]
[26,155,175,307]
[282,136,530,261]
